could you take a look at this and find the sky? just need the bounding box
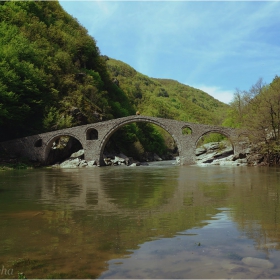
[59,1,280,104]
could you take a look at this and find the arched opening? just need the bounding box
[182,126,192,135]
[102,122,178,166]
[45,135,83,165]
[34,139,42,147]
[86,128,98,140]
[195,132,234,165]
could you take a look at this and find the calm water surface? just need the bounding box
[1,163,280,279]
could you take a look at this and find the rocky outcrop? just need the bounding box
[53,150,150,168]
[195,141,267,166]
[196,141,247,166]
[242,257,274,269]
[54,141,266,168]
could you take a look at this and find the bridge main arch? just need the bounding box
[96,116,181,165]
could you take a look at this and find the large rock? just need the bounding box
[104,157,112,166]
[87,160,97,167]
[60,158,80,168]
[175,157,180,165]
[153,153,162,161]
[242,257,274,269]
[112,156,126,165]
[195,147,206,156]
[203,142,220,151]
[247,153,264,165]
[232,148,251,161]
[70,149,84,159]
[213,147,233,159]
[78,159,88,167]
[129,162,140,167]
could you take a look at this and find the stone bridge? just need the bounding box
[0,116,244,166]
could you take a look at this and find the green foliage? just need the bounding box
[0,1,232,158]
[224,77,280,163]
[199,133,226,145]
[43,107,73,131]
[182,127,192,135]
[106,58,228,126]
[106,123,168,160]
[136,123,167,155]
[0,1,133,141]
[18,272,27,279]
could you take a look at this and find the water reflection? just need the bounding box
[0,165,280,278]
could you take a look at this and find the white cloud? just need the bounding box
[193,85,234,104]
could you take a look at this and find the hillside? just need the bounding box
[0,1,134,142]
[105,58,228,125]
[0,1,229,161]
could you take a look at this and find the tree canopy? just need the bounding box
[223,76,280,164]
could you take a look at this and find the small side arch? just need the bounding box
[86,128,98,140]
[34,139,42,147]
[182,126,192,135]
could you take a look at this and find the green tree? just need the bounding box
[224,77,280,163]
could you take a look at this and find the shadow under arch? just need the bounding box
[98,118,180,163]
[44,133,84,165]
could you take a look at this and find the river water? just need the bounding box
[1,162,280,279]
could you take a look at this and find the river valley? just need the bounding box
[1,163,280,279]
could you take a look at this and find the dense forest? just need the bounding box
[0,1,279,163]
[0,1,134,140]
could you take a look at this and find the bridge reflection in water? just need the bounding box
[1,165,280,278]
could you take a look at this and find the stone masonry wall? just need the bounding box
[0,116,241,166]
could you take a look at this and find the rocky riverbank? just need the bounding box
[195,141,264,166]
[52,150,166,168]
[0,139,267,170]
[53,140,265,168]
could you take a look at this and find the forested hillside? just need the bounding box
[0,1,229,160]
[0,1,135,142]
[105,58,228,125]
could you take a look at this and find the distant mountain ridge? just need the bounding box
[105,57,228,125]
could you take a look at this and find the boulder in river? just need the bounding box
[242,257,274,269]
[70,149,84,159]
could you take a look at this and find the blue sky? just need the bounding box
[59,1,280,104]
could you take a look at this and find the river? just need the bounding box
[1,162,280,279]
